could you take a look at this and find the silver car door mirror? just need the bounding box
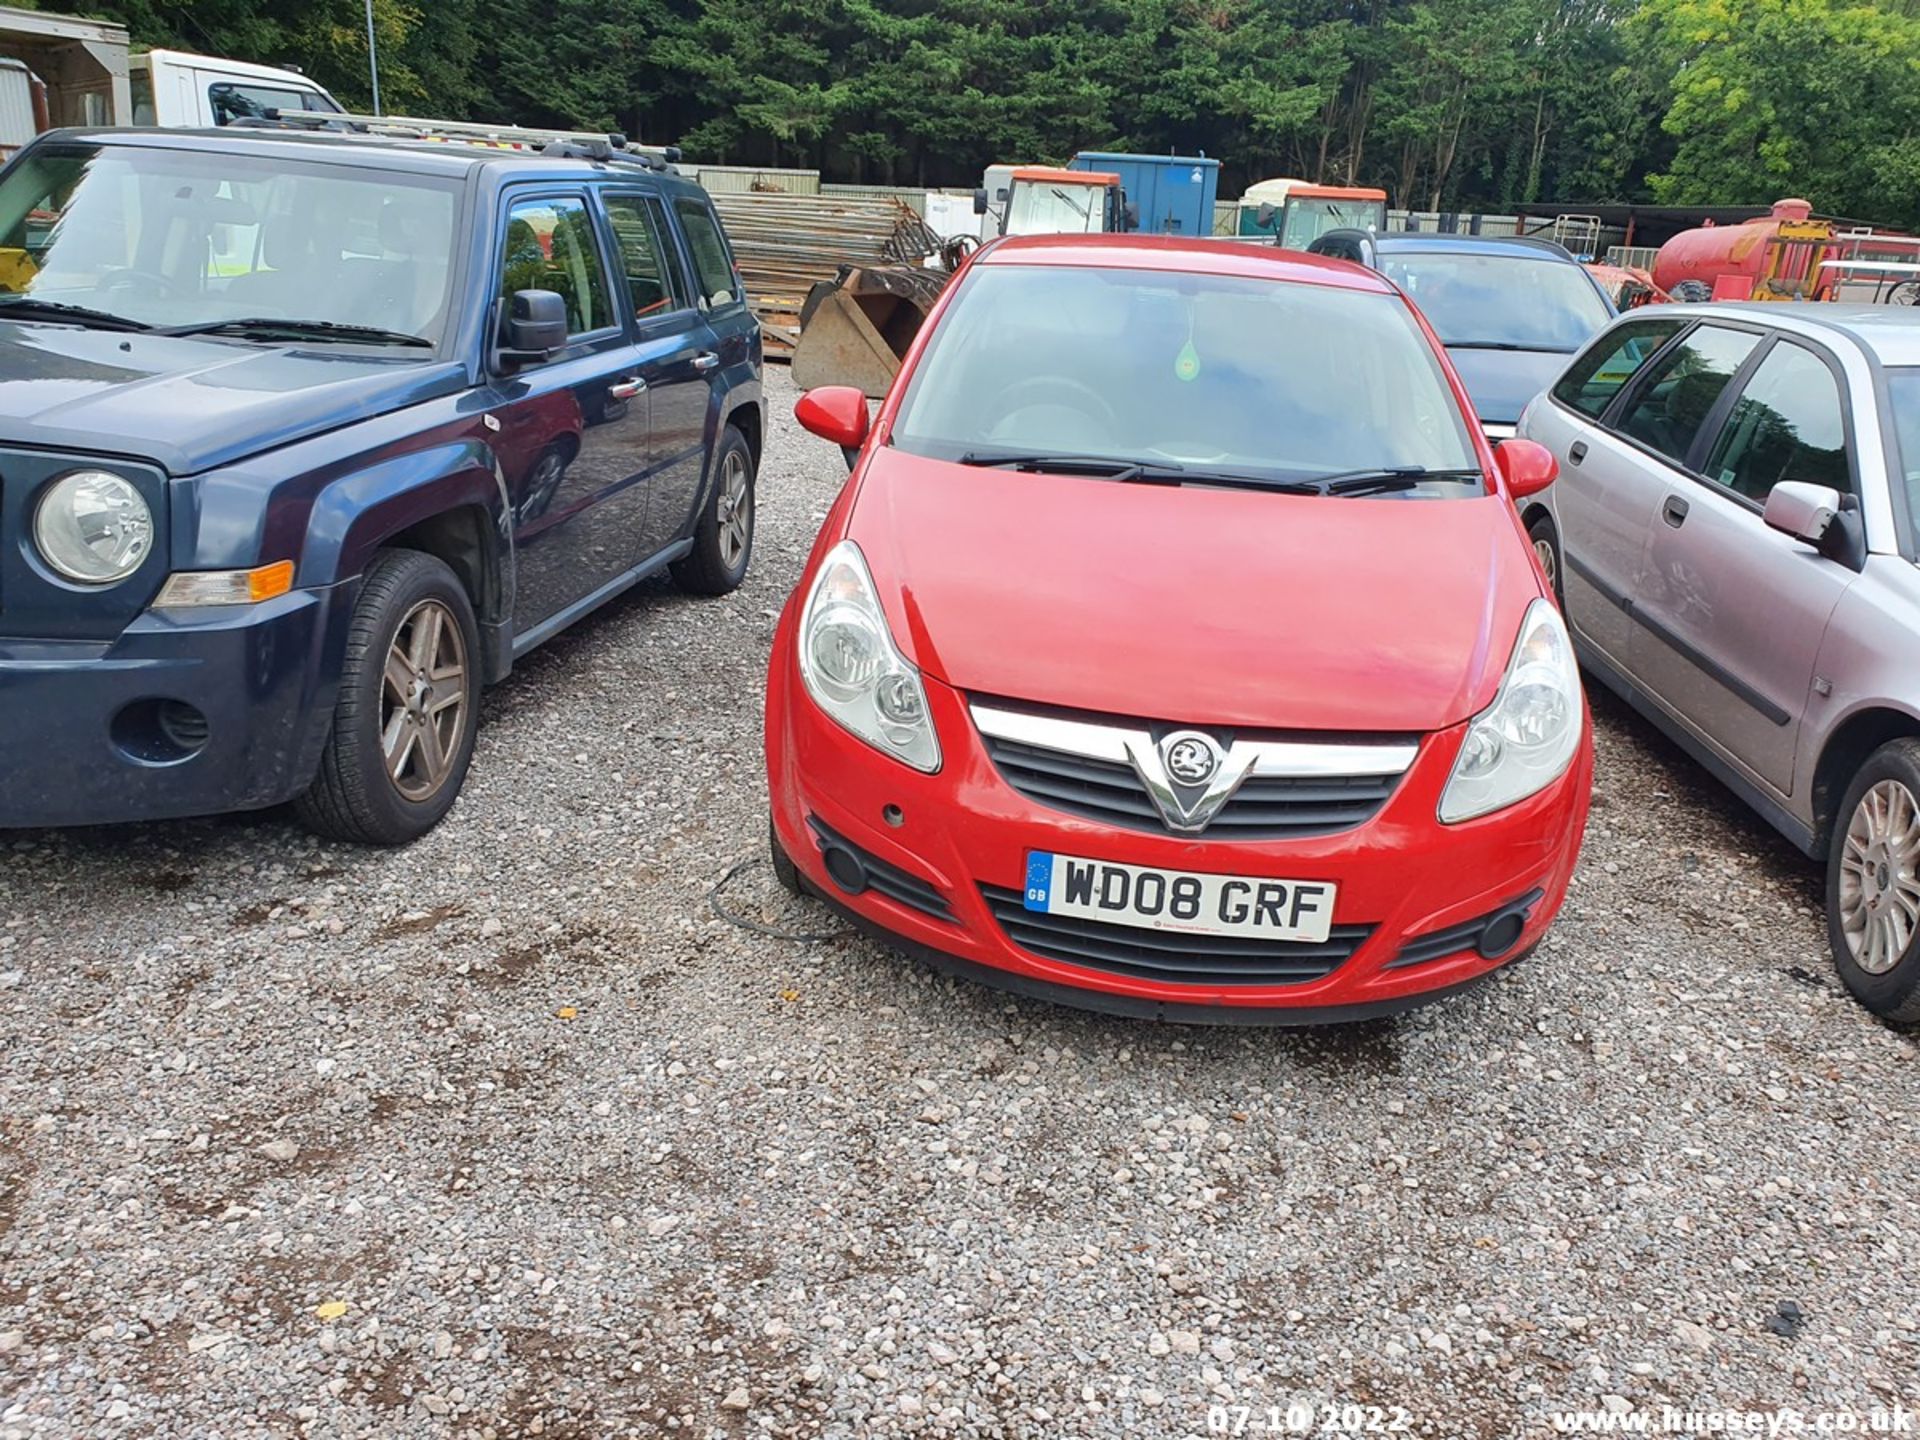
[1763,481,1842,547]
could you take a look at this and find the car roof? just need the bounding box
[977,233,1398,293]
[1676,302,1920,368]
[56,126,694,189]
[1369,232,1580,263]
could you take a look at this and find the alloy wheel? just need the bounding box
[1533,535,1558,592]
[1839,777,1920,974]
[380,598,469,803]
[716,450,752,571]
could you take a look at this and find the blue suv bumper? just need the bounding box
[0,583,353,829]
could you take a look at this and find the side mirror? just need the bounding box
[1763,480,1841,547]
[972,188,988,215]
[1255,202,1277,228]
[499,289,567,365]
[1495,437,1558,499]
[795,386,871,452]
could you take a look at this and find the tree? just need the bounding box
[1633,0,1920,224]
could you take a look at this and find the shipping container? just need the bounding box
[1069,152,1219,236]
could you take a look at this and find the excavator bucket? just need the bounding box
[792,265,946,398]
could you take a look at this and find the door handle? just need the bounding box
[1663,495,1690,528]
[608,376,646,400]
[1568,440,1588,465]
[692,351,720,373]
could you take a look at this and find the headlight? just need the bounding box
[1439,598,1582,823]
[797,540,941,773]
[34,470,153,584]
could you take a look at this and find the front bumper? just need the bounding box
[767,617,1593,1023]
[0,583,352,828]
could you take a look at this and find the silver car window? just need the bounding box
[1701,342,1850,504]
[1552,317,1688,418]
[1614,324,1761,468]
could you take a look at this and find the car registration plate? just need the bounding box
[1023,852,1337,944]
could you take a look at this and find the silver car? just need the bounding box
[1518,304,1920,1021]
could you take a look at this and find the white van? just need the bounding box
[129,49,343,128]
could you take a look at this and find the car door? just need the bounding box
[486,190,653,639]
[1529,315,1692,667]
[597,189,717,559]
[641,193,754,552]
[1629,334,1861,796]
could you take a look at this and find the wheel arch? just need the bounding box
[1812,705,1920,850]
[308,440,515,681]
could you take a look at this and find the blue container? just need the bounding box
[1070,152,1220,236]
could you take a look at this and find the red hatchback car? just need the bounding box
[766,235,1592,1023]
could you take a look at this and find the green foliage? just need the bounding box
[68,0,1920,222]
[1633,0,1920,223]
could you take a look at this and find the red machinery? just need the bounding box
[1652,198,1832,302]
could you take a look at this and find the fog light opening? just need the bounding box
[110,699,210,766]
[820,843,869,895]
[1477,908,1529,959]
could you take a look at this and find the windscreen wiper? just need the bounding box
[958,452,1181,476]
[158,316,432,347]
[1311,465,1486,497]
[1445,340,1572,353]
[0,297,152,332]
[957,452,1319,494]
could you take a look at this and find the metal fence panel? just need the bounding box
[688,164,821,196]
[822,183,928,217]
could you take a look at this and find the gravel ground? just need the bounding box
[3,366,1918,1440]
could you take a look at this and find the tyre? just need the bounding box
[294,549,482,846]
[671,425,755,596]
[1669,279,1712,304]
[769,814,805,897]
[1826,738,1920,1022]
[1527,511,1563,606]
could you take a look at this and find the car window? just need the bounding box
[672,197,739,308]
[1701,341,1850,504]
[1378,252,1612,351]
[1552,317,1688,418]
[891,262,1480,491]
[1614,324,1760,468]
[0,141,457,341]
[208,82,337,125]
[499,196,611,337]
[603,195,683,320]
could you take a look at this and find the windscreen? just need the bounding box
[1280,197,1384,249]
[1379,251,1612,352]
[0,142,459,343]
[1005,182,1105,236]
[890,262,1480,491]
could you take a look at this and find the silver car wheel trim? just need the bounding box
[1839,777,1920,975]
[1533,536,1558,590]
[717,450,751,570]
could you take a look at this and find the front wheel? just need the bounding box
[1827,739,1920,1022]
[671,425,755,596]
[294,549,481,846]
[1527,512,1563,607]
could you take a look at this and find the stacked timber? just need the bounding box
[708,191,917,360]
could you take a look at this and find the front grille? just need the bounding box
[1387,888,1545,969]
[806,816,953,921]
[980,884,1372,987]
[981,734,1405,839]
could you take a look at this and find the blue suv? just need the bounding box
[0,121,763,842]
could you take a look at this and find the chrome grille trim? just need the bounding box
[970,703,1418,779]
[971,701,1418,839]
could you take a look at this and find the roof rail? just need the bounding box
[258,109,682,168]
